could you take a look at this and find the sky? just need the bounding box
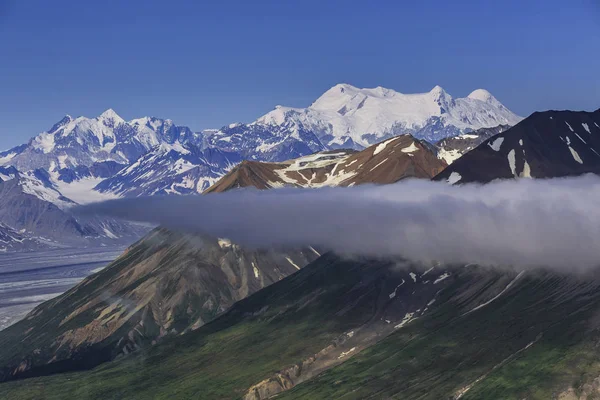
[0,0,599,150]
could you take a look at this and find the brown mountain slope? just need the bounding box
[206,135,446,193]
[0,228,319,381]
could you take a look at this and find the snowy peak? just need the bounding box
[429,85,450,98]
[256,83,522,148]
[97,108,125,127]
[309,83,398,112]
[49,115,74,134]
[467,89,497,103]
[5,110,199,175]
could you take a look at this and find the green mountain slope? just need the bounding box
[3,253,596,400]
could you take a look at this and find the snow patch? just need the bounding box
[569,146,583,164]
[0,152,17,165]
[218,238,232,249]
[437,148,462,165]
[338,347,357,359]
[447,172,462,185]
[285,256,301,270]
[400,142,419,153]
[54,178,120,205]
[102,227,118,239]
[388,279,405,299]
[574,132,587,143]
[488,137,504,152]
[433,272,450,284]
[507,149,517,176]
[309,246,321,257]
[565,121,574,132]
[394,312,415,329]
[521,160,532,178]
[463,271,525,316]
[409,272,417,283]
[372,137,398,155]
[583,123,591,134]
[32,132,56,154]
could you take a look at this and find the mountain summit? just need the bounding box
[246,83,522,149]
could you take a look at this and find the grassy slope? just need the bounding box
[279,272,600,400]
[2,261,600,400]
[0,254,384,399]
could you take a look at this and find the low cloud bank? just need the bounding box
[77,175,600,270]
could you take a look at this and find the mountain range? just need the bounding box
[0,84,521,249]
[1,106,600,399]
[0,84,521,197]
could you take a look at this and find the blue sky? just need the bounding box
[0,0,598,149]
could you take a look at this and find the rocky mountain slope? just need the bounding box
[3,254,600,400]
[0,228,319,382]
[435,124,509,164]
[435,110,600,184]
[206,134,446,192]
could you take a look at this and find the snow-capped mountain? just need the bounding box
[435,109,600,184]
[95,142,243,196]
[0,173,146,248]
[201,122,328,162]
[209,84,522,153]
[0,109,198,182]
[435,125,510,164]
[0,84,521,202]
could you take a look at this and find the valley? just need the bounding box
[0,247,124,330]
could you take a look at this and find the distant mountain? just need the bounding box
[435,124,509,164]
[216,84,522,151]
[206,134,446,193]
[0,223,50,252]
[435,109,600,184]
[0,85,522,247]
[95,143,243,196]
[0,176,145,248]
[0,84,521,201]
[1,109,199,174]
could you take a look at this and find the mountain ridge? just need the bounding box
[435,109,600,184]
